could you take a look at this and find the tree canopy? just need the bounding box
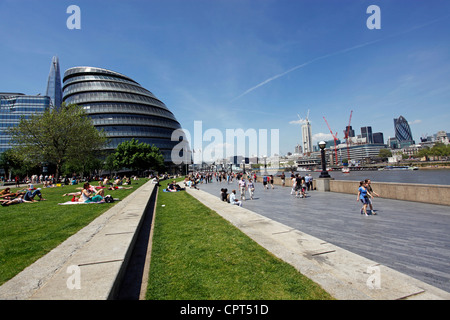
[112,138,165,173]
[9,103,107,179]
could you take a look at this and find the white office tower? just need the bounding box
[302,119,312,154]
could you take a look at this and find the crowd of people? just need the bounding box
[180,171,315,208]
[182,171,380,217]
[0,174,140,207]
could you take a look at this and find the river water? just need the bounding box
[299,169,450,186]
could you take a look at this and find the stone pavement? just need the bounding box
[184,179,450,300]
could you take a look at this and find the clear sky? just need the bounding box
[1,0,449,158]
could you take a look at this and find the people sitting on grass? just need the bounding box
[78,182,104,203]
[23,185,46,202]
[167,180,185,192]
[62,183,104,203]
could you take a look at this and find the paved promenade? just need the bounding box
[188,178,450,296]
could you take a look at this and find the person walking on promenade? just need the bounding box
[270,175,275,189]
[365,179,379,214]
[238,176,247,200]
[290,174,296,195]
[281,173,285,187]
[357,181,372,216]
[294,174,303,198]
[262,175,268,190]
[248,178,255,200]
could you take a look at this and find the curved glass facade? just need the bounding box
[62,67,183,162]
[394,115,415,146]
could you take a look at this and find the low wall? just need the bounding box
[330,180,450,206]
[0,180,157,300]
[255,175,450,206]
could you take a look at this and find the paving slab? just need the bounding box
[184,180,450,300]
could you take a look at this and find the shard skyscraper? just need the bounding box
[45,56,62,109]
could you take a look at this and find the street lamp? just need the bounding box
[242,159,246,174]
[263,155,267,175]
[319,141,331,178]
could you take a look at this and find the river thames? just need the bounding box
[292,169,450,186]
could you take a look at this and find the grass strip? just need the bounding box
[0,179,149,286]
[146,185,333,300]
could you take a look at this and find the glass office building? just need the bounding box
[62,67,184,163]
[45,56,63,109]
[394,115,415,147]
[0,93,51,153]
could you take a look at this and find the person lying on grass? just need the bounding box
[0,187,26,199]
[1,194,35,206]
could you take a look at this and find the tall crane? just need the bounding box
[323,116,339,166]
[343,110,353,163]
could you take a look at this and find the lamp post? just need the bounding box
[319,141,331,178]
[263,155,267,175]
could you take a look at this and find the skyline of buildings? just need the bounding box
[0,55,448,169]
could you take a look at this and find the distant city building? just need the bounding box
[62,66,185,163]
[436,130,449,145]
[394,115,415,147]
[45,56,63,109]
[294,144,302,154]
[0,93,50,153]
[387,137,399,149]
[334,143,388,164]
[344,125,355,138]
[301,119,312,154]
[361,126,373,144]
[373,132,384,144]
[300,111,312,154]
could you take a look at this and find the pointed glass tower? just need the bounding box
[45,56,62,109]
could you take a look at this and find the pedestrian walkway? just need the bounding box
[185,179,450,299]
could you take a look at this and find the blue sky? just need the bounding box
[1,0,449,157]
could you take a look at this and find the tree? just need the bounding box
[9,103,107,180]
[112,138,165,173]
[378,148,392,160]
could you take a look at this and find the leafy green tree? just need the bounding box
[9,103,107,180]
[112,138,165,173]
[378,148,392,160]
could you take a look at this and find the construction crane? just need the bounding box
[343,110,353,163]
[323,116,339,166]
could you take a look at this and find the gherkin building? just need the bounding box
[62,67,184,164]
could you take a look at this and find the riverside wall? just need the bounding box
[256,175,450,206]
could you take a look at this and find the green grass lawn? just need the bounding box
[146,184,334,300]
[0,179,149,286]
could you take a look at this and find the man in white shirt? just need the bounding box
[238,177,246,200]
[229,190,242,207]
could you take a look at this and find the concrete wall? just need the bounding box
[330,180,450,206]
[255,175,450,206]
